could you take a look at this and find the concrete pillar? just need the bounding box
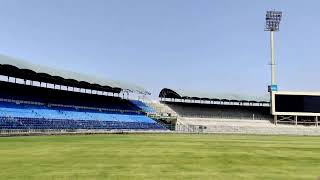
[295,116,298,126]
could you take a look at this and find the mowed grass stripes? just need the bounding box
[0,134,319,180]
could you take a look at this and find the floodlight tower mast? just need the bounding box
[265,10,282,89]
[265,10,282,124]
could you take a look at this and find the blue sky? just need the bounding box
[0,0,319,97]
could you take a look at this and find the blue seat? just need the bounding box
[129,100,156,113]
[0,102,165,130]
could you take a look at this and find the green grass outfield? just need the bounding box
[0,134,320,180]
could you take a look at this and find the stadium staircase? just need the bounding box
[144,101,177,116]
[129,100,156,114]
[140,101,178,130]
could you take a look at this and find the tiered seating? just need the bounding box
[0,81,166,131]
[180,117,274,127]
[176,117,320,135]
[0,81,168,130]
[0,118,164,130]
[129,100,156,113]
[0,102,165,130]
[164,102,271,120]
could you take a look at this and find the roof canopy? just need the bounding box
[0,54,149,94]
[159,88,270,103]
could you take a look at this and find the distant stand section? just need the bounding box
[157,88,273,132]
[164,101,272,120]
[159,88,271,120]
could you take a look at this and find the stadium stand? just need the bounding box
[158,88,271,120]
[158,88,276,132]
[163,102,271,120]
[157,89,320,135]
[3,53,320,135]
[175,117,320,135]
[0,55,166,132]
[0,102,163,130]
[0,81,165,131]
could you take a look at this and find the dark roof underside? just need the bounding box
[159,88,270,103]
[0,54,149,94]
[0,64,121,93]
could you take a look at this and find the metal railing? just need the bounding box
[179,114,272,121]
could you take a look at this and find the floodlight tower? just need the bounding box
[265,10,282,91]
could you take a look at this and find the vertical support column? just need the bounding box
[270,31,276,85]
[295,116,298,126]
[274,115,277,125]
[316,116,318,127]
[269,31,276,119]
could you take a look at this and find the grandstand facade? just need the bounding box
[159,88,271,120]
[0,55,166,133]
[1,53,320,135]
[155,88,320,135]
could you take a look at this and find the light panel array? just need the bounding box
[265,11,282,31]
